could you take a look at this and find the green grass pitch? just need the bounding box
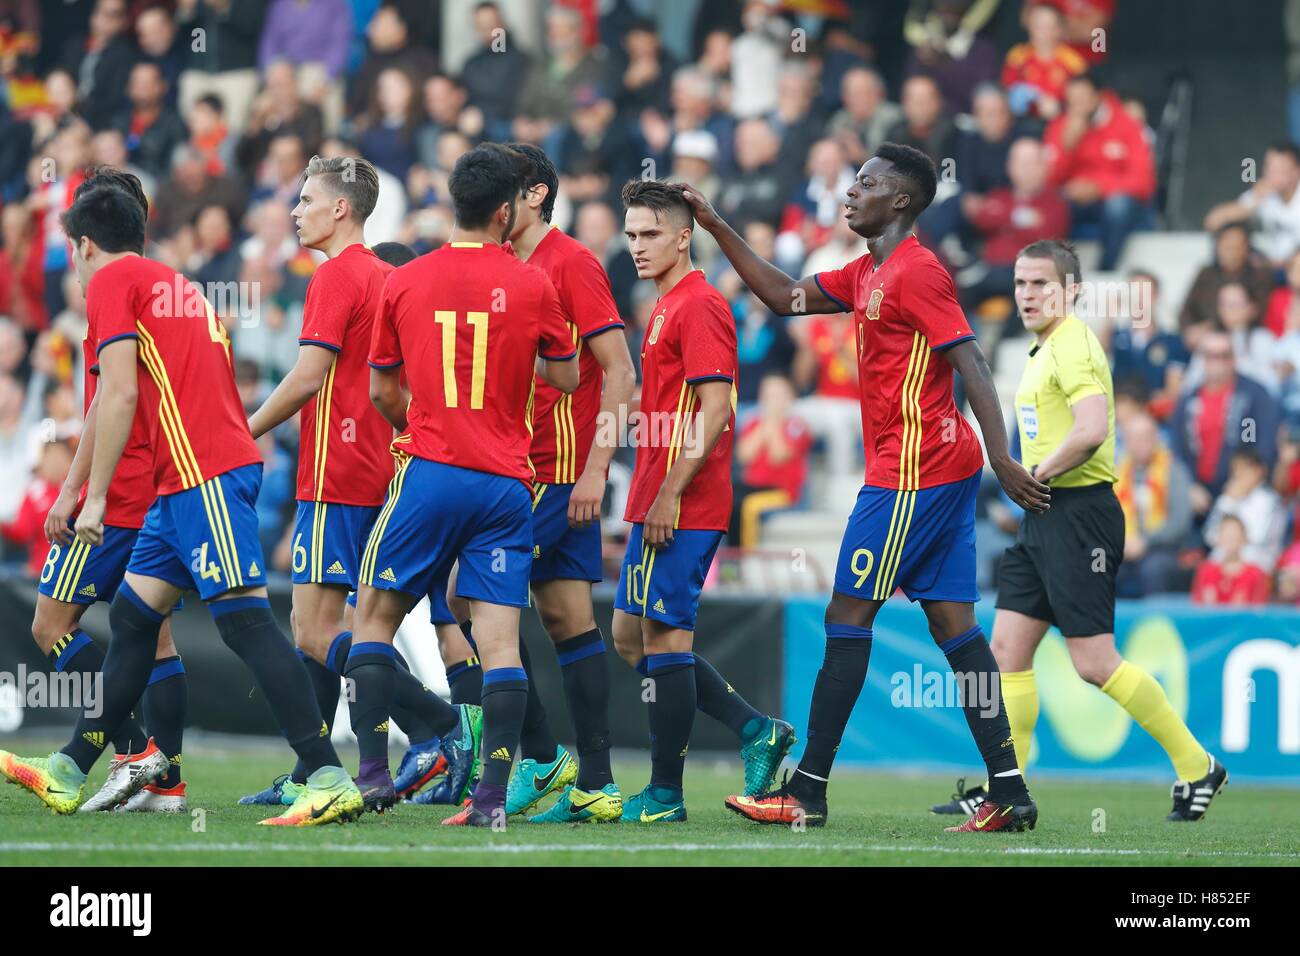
[1,736,1296,866]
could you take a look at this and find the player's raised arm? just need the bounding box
[77,338,138,546]
[944,339,1050,513]
[681,184,843,317]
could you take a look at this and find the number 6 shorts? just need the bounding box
[127,462,269,601]
[832,469,980,605]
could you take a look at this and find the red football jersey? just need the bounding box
[815,235,984,490]
[296,244,396,506]
[624,270,737,531]
[526,228,625,485]
[81,338,156,528]
[368,242,575,484]
[88,255,261,495]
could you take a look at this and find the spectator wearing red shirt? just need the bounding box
[1044,72,1155,269]
[1,439,72,578]
[1264,247,1300,338]
[731,374,812,548]
[792,310,860,475]
[960,137,1070,314]
[1191,515,1272,605]
[1025,0,1115,65]
[1002,3,1087,120]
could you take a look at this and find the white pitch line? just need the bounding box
[0,841,1295,860]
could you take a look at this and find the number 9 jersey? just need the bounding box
[368,241,576,485]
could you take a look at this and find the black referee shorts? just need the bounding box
[994,483,1125,637]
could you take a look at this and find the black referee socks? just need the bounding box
[794,625,873,795]
[212,597,340,776]
[939,626,1029,805]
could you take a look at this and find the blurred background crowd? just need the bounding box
[0,0,1296,606]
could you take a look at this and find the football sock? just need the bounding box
[1101,660,1209,782]
[446,654,483,706]
[645,653,696,793]
[693,653,763,741]
[48,629,146,756]
[480,667,528,787]
[389,648,437,742]
[316,631,440,742]
[517,635,560,761]
[940,626,1027,805]
[792,624,872,799]
[1001,669,1039,775]
[63,587,164,773]
[554,628,613,790]
[343,642,396,766]
[142,656,187,788]
[213,597,340,776]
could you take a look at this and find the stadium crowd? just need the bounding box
[0,0,1294,605]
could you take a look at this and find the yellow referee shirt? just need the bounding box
[1014,314,1117,487]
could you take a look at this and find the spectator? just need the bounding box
[135,3,185,102]
[954,84,1017,201]
[152,143,247,239]
[188,93,235,176]
[0,373,30,523]
[1029,0,1115,65]
[1170,331,1280,517]
[1202,449,1287,569]
[190,203,242,289]
[89,127,157,201]
[1044,71,1155,269]
[886,74,957,165]
[0,203,45,331]
[1265,247,1300,337]
[29,68,79,146]
[778,138,856,268]
[668,67,735,175]
[258,0,354,132]
[715,118,785,231]
[248,129,306,206]
[1214,282,1278,393]
[1204,142,1300,268]
[574,199,637,322]
[1108,270,1189,420]
[729,1,787,119]
[345,4,436,120]
[353,66,421,181]
[902,0,1000,114]
[609,17,675,117]
[59,0,137,130]
[1179,222,1276,331]
[766,64,825,183]
[1114,411,1194,597]
[553,85,631,206]
[414,73,475,170]
[1,437,72,577]
[1191,514,1272,605]
[114,60,188,181]
[1001,2,1086,119]
[235,58,324,172]
[458,1,529,136]
[514,6,603,142]
[730,373,811,548]
[319,136,405,245]
[959,137,1069,314]
[177,0,268,136]
[715,222,797,405]
[826,67,902,167]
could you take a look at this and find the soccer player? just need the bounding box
[0,176,363,826]
[237,158,460,812]
[350,142,578,828]
[436,143,637,822]
[932,240,1227,823]
[32,168,189,814]
[613,179,793,824]
[683,142,1052,831]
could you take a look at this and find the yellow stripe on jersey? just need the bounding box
[873,334,927,600]
[525,378,537,481]
[361,454,411,585]
[562,393,577,483]
[137,324,203,488]
[313,358,337,502]
[552,397,567,485]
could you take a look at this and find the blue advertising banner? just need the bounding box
[783,597,1300,784]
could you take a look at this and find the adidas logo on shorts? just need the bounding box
[248,561,260,577]
[653,598,666,613]
[379,568,397,583]
[326,561,346,575]
[78,583,97,597]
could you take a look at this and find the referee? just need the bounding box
[951,240,1225,822]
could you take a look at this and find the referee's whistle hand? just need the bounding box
[993,459,1051,513]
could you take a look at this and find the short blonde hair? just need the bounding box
[304,154,379,222]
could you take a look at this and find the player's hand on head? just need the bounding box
[993,458,1050,513]
[680,186,721,232]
